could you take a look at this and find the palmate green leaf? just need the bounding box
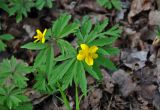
[83,19,109,43]
[96,0,121,10]
[61,62,75,90]
[55,54,75,61]
[15,103,33,110]
[0,34,14,52]
[0,40,6,52]
[76,61,87,96]
[49,59,76,85]
[21,42,47,50]
[0,86,29,110]
[105,47,120,55]
[33,69,48,92]
[0,34,14,41]
[89,37,117,47]
[46,45,54,76]
[97,0,112,9]
[33,46,55,93]
[0,56,32,88]
[45,28,52,38]
[52,14,71,37]
[35,0,53,10]
[98,47,120,56]
[93,61,103,80]
[52,14,79,38]
[16,13,23,23]
[75,30,84,43]
[13,73,29,88]
[83,62,100,80]
[0,0,9,13]
[46,0,53,8]
[9,6,18,16]
[98,48,110,55]
[97,55,117,71]
[111,0,122,10]
[57,39,76,55]
[6,96,22,109]
[104,24,122,37]
[93,19,109,33]
[81,16,92,36]
[8,0,34,23]
[35,0,45,10]
[33,65,54,93]
[0,59,12,82]
[96,0,107,6]
[59,22,79,38]
[34,48,47,68]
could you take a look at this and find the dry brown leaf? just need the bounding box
[112,69,136,97]
[75,0,106,13]
[149,10,160,26]
[81,88,102,110]
[153,91,160,110]
[128,0,152,23]
[139,84,157,101]
[89,89,102,108]
[156,0,160,10]
[101,69,114,94]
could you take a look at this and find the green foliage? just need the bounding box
[21,42,47,50]
[57,82,72,110]
[0,86,32,110]
[0,56,32,88]
[33,65,55,93]
[76,16,121,44]
[20,13,121,109]
[0,0,9,13]
[74,16,121,95]
[0,0,54,23]
[32,46,55,93]
[8,0,34,23]
[97,0,122,10]
[0,34,14,52]
[0,0,122,107]
[35,0,53,10]
[156,25,160,38]
[0,56,32,110]
[52,13,79,38]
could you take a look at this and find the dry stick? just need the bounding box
[107,95,113,110]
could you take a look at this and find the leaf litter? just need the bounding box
[1,0,160,110]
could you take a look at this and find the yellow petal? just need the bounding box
[78,50,83,54]
[41,36,45,43]
[36,29,43,36]
[34,39,39,43]
[89,46,98,53]
[85,56,93,66]
[33,35,38,39]
[43,29,47,36]
[80,44,89,50]
[77,53,85,60]
[92,53,98,59]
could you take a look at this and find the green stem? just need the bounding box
[75,84,80,110]
[57,82,72,110]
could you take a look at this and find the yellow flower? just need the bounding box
[33,29,47,44]
[77,44,98,66]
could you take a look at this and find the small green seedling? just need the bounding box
[0,34,14,52]
[97,0,122,10]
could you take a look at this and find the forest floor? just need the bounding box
[1,0,160,110]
